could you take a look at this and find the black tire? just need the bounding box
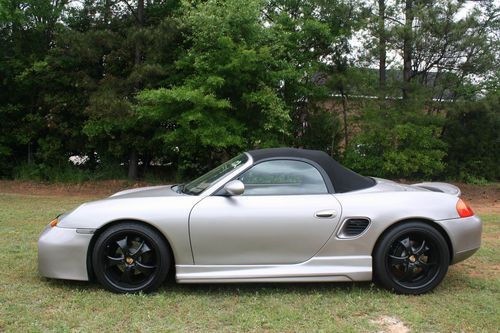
[92,222,170,293]
[373,221,450,295]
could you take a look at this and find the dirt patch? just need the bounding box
[0,180,498,213]
[457,183,500,215]
[458,262,500,280]
[0,180,157,198]
[370,315,410,333]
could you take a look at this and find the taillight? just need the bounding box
[456,198,474,218]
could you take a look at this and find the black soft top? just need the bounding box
[247,148,375,193]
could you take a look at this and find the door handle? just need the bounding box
[315,210,337,218]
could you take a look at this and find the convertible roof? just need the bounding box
[247,148,375,193]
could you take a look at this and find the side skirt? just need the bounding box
[175,256,372,283]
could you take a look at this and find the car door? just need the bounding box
[189,159,343,265]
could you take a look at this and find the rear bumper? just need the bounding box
[38,225,92,281]
[436,215,482,264]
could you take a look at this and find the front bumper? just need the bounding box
[436,215,482,264]
[38,225,92,281]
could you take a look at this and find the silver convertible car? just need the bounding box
[39,148,482,294]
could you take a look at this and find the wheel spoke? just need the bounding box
[135,242,152,257]
[135,261,156,275]
[130,241,144,256]
[389,255,408,265]
[106,255,124,267]
[413,240,428,256]
[417,260,435,275]
[418,259,437,267]
[116,236,129,254]
[399,237,412,255]
[130,241,152,257]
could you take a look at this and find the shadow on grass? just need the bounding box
[43,278,102,292]
[161,280,387,297]
[43,276,382,296]
[42,268,493,296]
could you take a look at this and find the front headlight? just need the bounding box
[49,218,59,228]
[49,212,65,228]
[49,215,61,228]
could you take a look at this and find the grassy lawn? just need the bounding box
[0,192,498,332]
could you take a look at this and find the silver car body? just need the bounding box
[38,152,482,283]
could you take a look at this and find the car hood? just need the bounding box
[57,184,200,230]
[109,185,183,199]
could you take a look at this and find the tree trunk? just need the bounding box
[402,0,414,100]
[128,149,138,180]
[103,0,111,25]
[27,142,33,164]
[378,0,386,98]
[135,0,144,66]
[340,89,349,149]
[128,0,144,180]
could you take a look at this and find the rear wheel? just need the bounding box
[373,221,449,294]
[92,223,170,293]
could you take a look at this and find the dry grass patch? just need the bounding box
[370,315,410,333]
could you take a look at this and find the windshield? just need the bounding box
[182,153,248,195]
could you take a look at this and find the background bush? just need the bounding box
[442,94,500,182]
[343,103,447,179]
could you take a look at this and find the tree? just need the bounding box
[361,0,499,101]
[81,0,183,179]
[378,0,387,95]
[0,0,69,175]
[442,92,500,181]
[138,0,292,176]
[264,0,365,154]
[344,101,447,179]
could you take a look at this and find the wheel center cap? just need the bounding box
[125,257,134,265]
[409,255,416,263]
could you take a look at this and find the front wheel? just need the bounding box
[92,222,170,293]
[373,221,450,294]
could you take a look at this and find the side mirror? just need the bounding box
[224,180,245,196]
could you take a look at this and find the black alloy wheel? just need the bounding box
[373,221,450,294]
[92,223,170,293]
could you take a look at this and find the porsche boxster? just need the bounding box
[38,148,482,294]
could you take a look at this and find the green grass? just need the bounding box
[0,194,498,332]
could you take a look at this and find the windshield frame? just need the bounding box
[182,153,251,196]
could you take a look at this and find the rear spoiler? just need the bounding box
[412,182,461,197]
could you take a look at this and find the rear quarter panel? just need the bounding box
[316,191,460,257]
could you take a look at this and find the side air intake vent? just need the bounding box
[338,218,370,238]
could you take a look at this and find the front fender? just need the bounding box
[57,196,202,265]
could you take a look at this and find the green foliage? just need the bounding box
[442,94,500,182]
[0,0,498,182]
[138,0,292,176]
[298,107,343,157]
[0,104,22,176]
[344,104,447,179]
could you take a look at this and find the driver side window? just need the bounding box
[239,159,328,195]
